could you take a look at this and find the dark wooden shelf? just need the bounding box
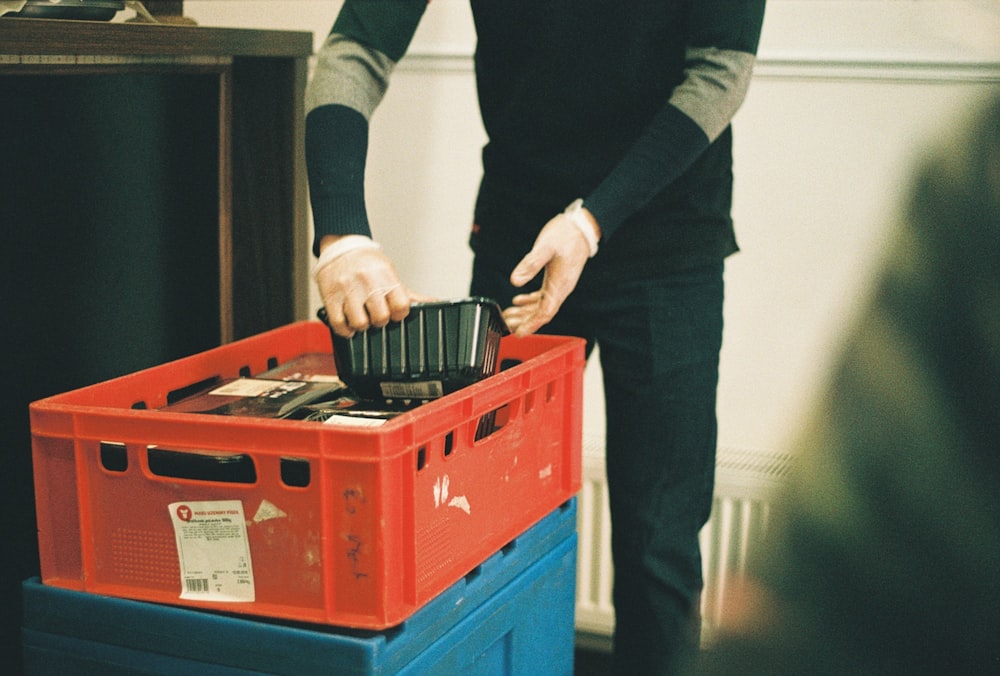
[0,17,312,58]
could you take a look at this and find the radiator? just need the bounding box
[574,443,792,645]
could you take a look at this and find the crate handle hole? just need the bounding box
[267,356,279,370]
[474,403,511,442]
[280,457,311,487]
[465,564,482,584]
[239,365,252,377]
[416,446,427,471]
[501,539,517,556]
[443,431,455,457]
[100,442,128,472]
[147,447,257,484]
[545,380,557,402]
[130,401,148,410]
[500,358,522,371]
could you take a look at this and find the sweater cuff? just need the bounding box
[586,104,710,241]
[310,194,371,255]
[306,104,372,255]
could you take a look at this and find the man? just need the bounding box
[306,2,766,671]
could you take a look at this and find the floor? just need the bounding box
[574,646,614,675]
[574,632,614,675]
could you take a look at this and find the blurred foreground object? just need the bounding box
[696,94,1000,674]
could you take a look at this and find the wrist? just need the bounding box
[563,198,600,258]
[314,234,381,277]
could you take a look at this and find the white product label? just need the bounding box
[380,380,444,399]
[280,373,344,384]
[322,415,388,427]
[169,500,255,602]
[209,379,307,397]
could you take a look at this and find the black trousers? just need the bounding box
[471,255,725,674]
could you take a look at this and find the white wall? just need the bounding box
[722,0,1000,455]
[183,0,1000,457]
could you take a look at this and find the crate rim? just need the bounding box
[28,321,586,429]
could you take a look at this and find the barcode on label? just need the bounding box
[380,380,444,399]
[185,578,209,593]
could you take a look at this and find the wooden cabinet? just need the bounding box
[0,17,312,671]
[1,17,313,346]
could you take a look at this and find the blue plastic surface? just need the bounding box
[22,500,577,675]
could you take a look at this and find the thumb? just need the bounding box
[509,244,550,288]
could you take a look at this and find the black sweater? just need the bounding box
[306,0,766,275]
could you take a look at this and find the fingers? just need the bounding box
[503,302,541,337]
[501,292,539,334]
[325,286,413,337]
[505,210,593,336]
[316,246,412,337]
[322,296,350,337]
[510,246,551,288]
[502,287,564,337]
[349,283,403,328]
[384,283,412,323]
[510,290,544,307]
[324,287,409,337]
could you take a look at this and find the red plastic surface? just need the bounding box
[30,321,585,629]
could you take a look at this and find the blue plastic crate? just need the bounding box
[22,500,577,675]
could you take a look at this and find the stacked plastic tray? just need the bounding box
[22,501,578,675]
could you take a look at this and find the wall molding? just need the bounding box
[397,49,1000,84]
[753,56,1000,83]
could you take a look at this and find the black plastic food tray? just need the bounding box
[318,297,509,403]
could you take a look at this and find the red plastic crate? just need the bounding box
[30,321,584,629]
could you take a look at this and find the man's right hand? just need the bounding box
[314,235,414,337]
